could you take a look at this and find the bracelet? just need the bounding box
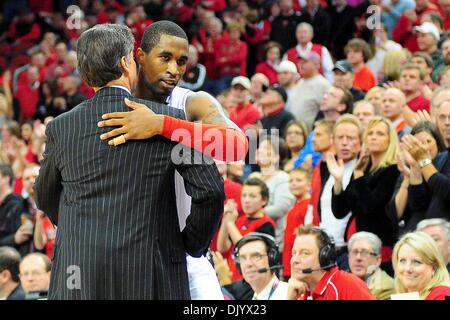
[419,159,432,168]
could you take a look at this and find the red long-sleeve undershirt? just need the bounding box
[161,116,248,162]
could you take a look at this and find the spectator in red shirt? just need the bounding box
[228,76,262,132]
[13,51,47,93]
[197,16,229,96]
[287,225,375,300]
[282,168,312,279]
[28,0,53,16]
[255,42,282,85]
[392,231,450,300]
[393,1,440,53]
[195,0,226,12]
[8,10,41,48]
[214,21,248,95]
[439,0,450,29]
[345,38,376,92]
[126,5,153,54]
[209,160,243,252]
[15,66,40,121]
[162,0,194,31]
[216,178,276,281]
[44,42,71,81]
[399,63,431,112]
[240,6,272,74]
[39,32,57,66]
[284,22,335,83]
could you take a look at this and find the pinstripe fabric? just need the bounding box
[34,87,225,300]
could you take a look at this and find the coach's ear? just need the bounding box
[136,48,145,65]
[120,55,132,76]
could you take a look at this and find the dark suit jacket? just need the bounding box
[7,284,25,300]
[34,87,225,300]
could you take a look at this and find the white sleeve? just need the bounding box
[322,47,334,84]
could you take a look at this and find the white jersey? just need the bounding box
[167,86,223,300]
[167,86,194,230]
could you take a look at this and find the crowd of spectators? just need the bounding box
[0,0,450,300]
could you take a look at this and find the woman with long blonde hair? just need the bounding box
[379,49,411,85]
[327,116,400,274]
[393,231,450,300]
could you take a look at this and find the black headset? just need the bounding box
[233,232,281,274]
[312,227,337,270]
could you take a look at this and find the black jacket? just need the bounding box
[408,150,450,222]
[261,109,295,138]
[0,193,30,256]
[270,12,308,53]
[34,87,225,300]
[301,7,331,46]
[332,164,400,247]
[7,284,25,300]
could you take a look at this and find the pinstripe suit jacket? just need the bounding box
[34,87,225,300]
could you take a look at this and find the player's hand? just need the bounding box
[98,98,164,145]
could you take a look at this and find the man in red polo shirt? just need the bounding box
[228,76,262,132]
[399,63,431,112]
[287,225,375,300]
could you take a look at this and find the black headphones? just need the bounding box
[233,232,281,274]
[312,227,337,270]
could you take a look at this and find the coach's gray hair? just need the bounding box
[417,218,450,241]
[348,232,382,256]
[76,24,135,87]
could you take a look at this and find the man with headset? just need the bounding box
[287,226,374,300]
[233,232,289,300]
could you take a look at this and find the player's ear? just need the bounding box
[137,48,145,65]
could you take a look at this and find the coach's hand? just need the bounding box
[98,98,164,145]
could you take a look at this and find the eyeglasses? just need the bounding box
[237,253,267,263]
[349,249,378,258]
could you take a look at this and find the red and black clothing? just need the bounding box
[228,215,276,281]
[282,198,310,278]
